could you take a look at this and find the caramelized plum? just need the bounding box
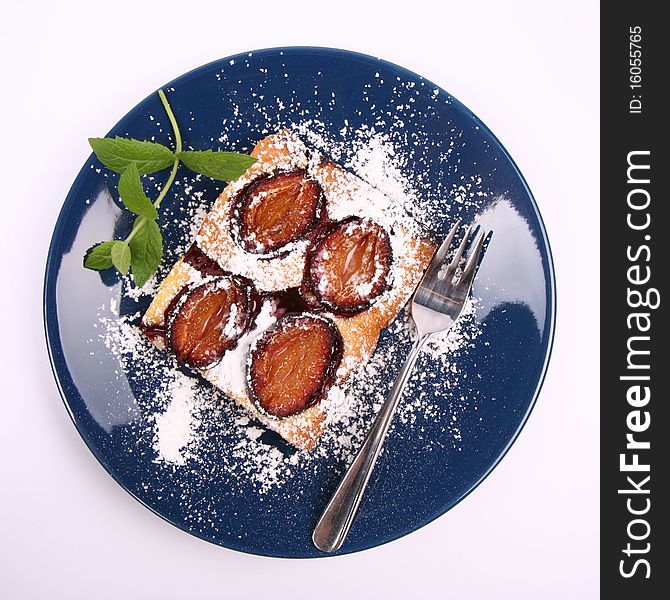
[307,217,392,314]
[234,170,323,255]
[167,277,251,368]
[248,315,343,418]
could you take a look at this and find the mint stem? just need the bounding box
[126,90,182,243]
[153,89,182,209]
[159,89,183,154]
[153,159,179,209]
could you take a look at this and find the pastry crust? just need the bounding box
[142,131,434,450]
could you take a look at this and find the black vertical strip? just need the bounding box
[601,4,667,597]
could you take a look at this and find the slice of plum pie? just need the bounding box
[141,131,435,450]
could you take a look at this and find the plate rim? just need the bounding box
[43,45,556,558]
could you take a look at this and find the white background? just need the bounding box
[1,1,599,598]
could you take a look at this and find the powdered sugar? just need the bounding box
[152,374,200,465]
[207,299,277,397]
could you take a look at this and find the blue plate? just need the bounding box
[44,47,555,557]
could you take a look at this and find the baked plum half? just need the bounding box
[248,314,343,418]
[307,217,392,314]
[234,170,323,256]
[167,276,252,368]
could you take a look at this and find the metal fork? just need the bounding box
[312,221,490,552]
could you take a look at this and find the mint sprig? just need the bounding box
[111,241,131,275]
[88,137,175,175]
[84,241,118,270]
[128,218,162,285]
[117,163,159,219]
[179,150,256,181]
[84,89,256,287]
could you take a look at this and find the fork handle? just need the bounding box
[312,334,430,552]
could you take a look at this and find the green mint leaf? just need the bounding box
[178,150,256,181]
[89,136,174,175]
[84,241,117,270]
[111,241,132,275]
[128,217,163,287]
[118,163,159,219]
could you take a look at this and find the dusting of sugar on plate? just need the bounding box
[152,374,200,466]
[93,105,491,503]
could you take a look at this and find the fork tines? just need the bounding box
[426,221,488,288]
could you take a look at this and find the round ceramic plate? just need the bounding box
[44,47,555,557]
